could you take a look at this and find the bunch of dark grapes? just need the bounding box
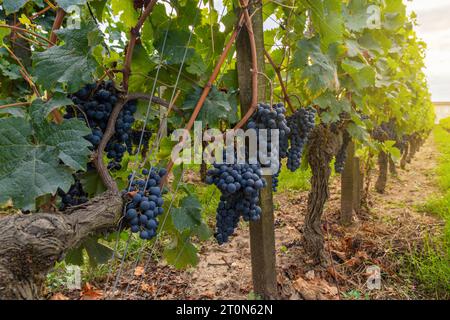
[130,129,153,156]
[57,176,88,210]
[124,168,167,240]
[381,120,397,141]
[206,153,266,245]
[65,81,137,170]
[334,130,351,174]
[105,100,137,170]
[286,107,316,172]
[247,103,290,192]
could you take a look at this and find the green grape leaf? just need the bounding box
[0,61,22,80]
[186,54,208,77]
[154,29,195,65]
[30,94,73,124]
[79,169,107,197]
[0,145,73,210]
[65,247,85,266]
[111,0,139,29]
[172,195,202,232]
[341,59,376,90]
[56,0,87,11]
[83,238,114,267]
[192,222,212,241]
[358,32,386,56]
[343,0,370,32]
[163,237,199,270]
[129,43,156,92]
[182,86,234,128]
[314,91,352,124]
[32,21,101,92]
[88,0,107,21]
[306,0,343,49]
[383,0,406,31]
[0,116,92,210]
[347,122,370,143]
[292,37,338,98]
[35,119,92,171]
[0,20,11,43]
[156,137,177,161]
[2,0,28,15]
[0,107,26,117]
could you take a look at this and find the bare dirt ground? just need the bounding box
[53,137,444,300]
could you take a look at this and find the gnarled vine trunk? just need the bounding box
[407,135,419,164]
[304,126,342,264]
[389,157,397,176]
[400,142,409,169]
[0,191,122,300]
[375,151,388,193]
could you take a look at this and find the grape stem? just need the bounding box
[0,24,55,46]
[127,92,185,117]
[232,0,259,131]
[122,0,158,92]
[264,49,295,113]
[162,0,259,186]
[13,5,54,27]
[3,45,41,97]
[0,102,31,109]
[46,8,67,124]
[161,12,247,187]
[94,99,126,193]
[49,8,66,45]
[94,93,172,192]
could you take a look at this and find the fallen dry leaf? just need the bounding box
[327,266,346,281]
[293,276,339,301]
[343,256,360,267]
[80,283,103,300]
[50,293,69,300]
[293,277,317,300]
[141,283,156,294]
[331,249,347,261]
[356,250,370,260]
[305,270,315,280]
[134,266,145,277]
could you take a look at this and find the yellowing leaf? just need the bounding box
[18,14,34,27]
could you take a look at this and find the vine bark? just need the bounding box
[0,191,122,299]
[304,125,342,264]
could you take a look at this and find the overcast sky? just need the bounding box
[407,0,450,101]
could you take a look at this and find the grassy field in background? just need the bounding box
[410,124,450,298]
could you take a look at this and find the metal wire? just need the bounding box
[118,0,203,297]
[153,187,217,299]
[104,5,175,297]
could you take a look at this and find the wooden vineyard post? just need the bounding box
[353,155,363,214]
[236,3,277,299]
[340,141,355,225]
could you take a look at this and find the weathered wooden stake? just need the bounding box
[353,155,363,213]
[236,2,277,299]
